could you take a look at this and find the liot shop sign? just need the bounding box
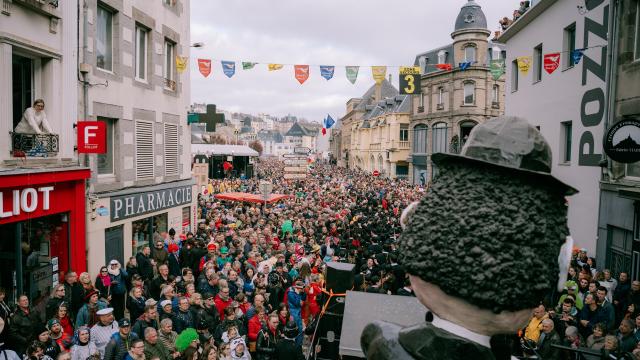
[110,185,192,221]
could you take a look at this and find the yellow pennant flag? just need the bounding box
[372,66,387,85]
[175,56,188,73]
[268,64,283,71]
[517,56,532,76]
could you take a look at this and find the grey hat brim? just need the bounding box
[432,152,578,195]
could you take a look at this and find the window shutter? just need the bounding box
[135,121,154,179]
[164,123,179,176]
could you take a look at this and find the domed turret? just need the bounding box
[454,0,488,33]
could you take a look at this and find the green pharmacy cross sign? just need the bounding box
[188,104,225,132]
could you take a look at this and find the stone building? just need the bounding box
[409,0,506,184]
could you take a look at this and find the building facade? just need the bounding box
[499,0,609,254]
[0,0,91,304]
[284,122,318,152]
[597,0,640,278]
[82,0,196,275]
[409,0,506,185]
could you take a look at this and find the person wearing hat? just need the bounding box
[103,317,138,360]
[90,307,118,358]
[361,116,578,359]
[107,259,129,321]
[198,242,218,273]
[36,320,61,359]
[274,321,304,360]
[75,289,108,328]
[159,299,180,333]
[229,336,250,360]
[557,280,584,311]
[217,247,233,270]
[48,318,72,352]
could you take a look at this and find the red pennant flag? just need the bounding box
[294,65,310,84]
[198,59,212,77]
[322,128,327,136]
[543,53,560,74]
[436,63,452,71]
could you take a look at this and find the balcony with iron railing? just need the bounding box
[10,132,59,157]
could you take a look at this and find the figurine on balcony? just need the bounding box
[14,99,53,134]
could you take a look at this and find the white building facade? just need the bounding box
[500,0,610,253]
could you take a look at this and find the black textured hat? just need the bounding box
[432,116,577,195]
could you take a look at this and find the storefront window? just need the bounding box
[132,213,167,255]
[0,213,68,305]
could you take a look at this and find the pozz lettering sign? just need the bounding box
[110,186,192,221]
[77,121,106,154]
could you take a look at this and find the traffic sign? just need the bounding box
[373,170,380,177]
[399,66,421,95]
[284,173,307,179]
[283,154,307,159]
[284,159,308,166]
[294,147,311,155]
[284,166,307,173]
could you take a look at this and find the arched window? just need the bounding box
[459,121,477,146]
[438,50,447,64]
[464,45,476,63]
[463,82,475,105]
[432,122,448,154]
[413,124,428,153]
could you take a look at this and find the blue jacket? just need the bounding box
[287,288,306,314]
[76,300,108,328]
[109,268,128,295]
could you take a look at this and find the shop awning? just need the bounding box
[214,192,290,204]
[191,144,259,157]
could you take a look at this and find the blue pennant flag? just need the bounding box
[221,61,236,78]
[459,62,472,71]
[320,66,335,81]
[324,114,335,129]
[571,49,585,65]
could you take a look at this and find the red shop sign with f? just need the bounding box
[77,121,106,153]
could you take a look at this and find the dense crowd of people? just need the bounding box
[0,159,423,360]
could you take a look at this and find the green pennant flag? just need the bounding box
[346,66,359,84]
[242,62,256,70]
[490,59,505,80]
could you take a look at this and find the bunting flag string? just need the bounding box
[320,66,335,81]
[268,64,283,71]
[242,62,256,70]
[295,65,310,84]
[459,62,472,71]
[517,56,532,75]
[346,66,359,84]
[572,49,585,65]
[490,59,505,80]
[175,56,188,73]
[197,59,211,77]
[221,61,236,78]
[372,66,387,85]
[544,53,560,74]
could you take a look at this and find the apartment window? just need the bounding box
[533,44,543,82]
[12,54,33,129]
[164,123,179,176]
[135,120,154,179]
[437,50,447,64]
[97,117,115,175]
[463,82,475,105]
[438,87,444,105]
[564,23,577,68]
[464,45,476,63]
[135,25,148,81]
[492,85,499,104]
[164,40,175,90]
[561,121,572,163]
[413,124,427,153]
[432,122,448,154]
[400,124,409,142]
[511,59,519,92]
[96,5,113,71]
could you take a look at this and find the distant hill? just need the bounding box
[613,134,640,149]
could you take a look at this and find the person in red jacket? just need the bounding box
[247,305,267,342]
[214,286,233,319]
[306,274,323,319]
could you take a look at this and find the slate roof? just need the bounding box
[285,122,317,137]
[362,95,411,123]
[257,130,284,143]
[454,0,488,32]
[354,79,399,111]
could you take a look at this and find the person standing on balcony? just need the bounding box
[14,99,53,134]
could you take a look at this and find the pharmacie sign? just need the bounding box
[110,185,192,221]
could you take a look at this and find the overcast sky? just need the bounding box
[189,0,516,123]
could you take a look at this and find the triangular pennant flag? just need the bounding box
[242,62,256,70]
[294,65,310,84]
[436,63,452,71]
[459,62,472,71]
[346,66,359,84]
[268,64,283,71]
[490,59,505,80]
[544,53,561,74]
[221,61,236,78]
[325,114,335,129]
[197,59,211,77]
[372,66,387,85]
[572,49,585,65]
[320,66,335,81]
[175,56,188,73]
[517,56,532,75]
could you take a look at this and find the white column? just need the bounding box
[0,42,12,159]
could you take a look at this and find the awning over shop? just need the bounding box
[191,144,259,157]
[214,192,290,204]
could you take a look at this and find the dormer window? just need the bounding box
[438,50,447,64]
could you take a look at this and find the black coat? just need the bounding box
[104,332,140,360]
[192,305,220,334]
[127,296,146,323]
[537,330,562,360]
[255,326,279,360]
[136,252,154,281]
[8,308,41,354]
[274,339,304,360]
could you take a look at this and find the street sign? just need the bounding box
[283,154,307,159]
[373,170,380,177]
[284,166,307,173]
[399,67,421,95]
[284,159,308,166]
[284,173,307,179]
[294,147,311,154]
